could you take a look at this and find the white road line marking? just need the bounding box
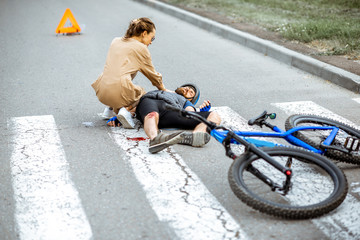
[353,98,360,104]
[9,115,92,240]
[272,101,360,240]
[214,106,254,131]
[109,107,249,240]
[271,100,359,130]
[351,182,360,196]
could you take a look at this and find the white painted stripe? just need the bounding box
[353,98,360,104]
[351,182,360,195]
[312,190,360,240]
[271,100,359,130]
[109,108,249,240]
[271,101,360,239]
[9,115,92,240]
[214,106,254,131]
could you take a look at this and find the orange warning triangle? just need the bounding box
[55,8,81,34]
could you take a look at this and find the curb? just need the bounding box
[135,0,360,94]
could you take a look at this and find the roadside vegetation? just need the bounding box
[163,0,360,58]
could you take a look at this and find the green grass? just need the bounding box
[165,0,360,56]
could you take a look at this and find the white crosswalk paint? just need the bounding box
[8,104,358,239]
[351,182,360,197]
[272,100,359,130]
[9,115,92,240]
[353,98,360,104]
[272,101,360,240]
[109,108,249,240]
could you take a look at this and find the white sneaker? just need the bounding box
[102,107,116,119]
[117,107,135,129]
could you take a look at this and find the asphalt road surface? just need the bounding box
[1,0,360,239]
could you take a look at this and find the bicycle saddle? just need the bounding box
[248,111,268,126]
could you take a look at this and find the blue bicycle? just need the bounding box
[167,106,350,219]
[216,111,360,165]
[285,114,360,164]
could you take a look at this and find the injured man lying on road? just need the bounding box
[107,83,221,153]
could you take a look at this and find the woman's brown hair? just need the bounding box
[124,17,156,39]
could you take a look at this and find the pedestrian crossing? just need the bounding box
[272,100,360,130]
[8,115,92,240]
[272,100,360,239]
[6,100,360,240]
[110,125,248,240]
[353,98,360,105]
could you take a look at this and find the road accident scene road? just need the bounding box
[1,0,360,239]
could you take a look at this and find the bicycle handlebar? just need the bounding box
[248,111,277,128]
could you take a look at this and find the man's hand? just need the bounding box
[107,116,122,127]
[199,100,211,112]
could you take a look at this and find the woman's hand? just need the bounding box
[164,89,175,93]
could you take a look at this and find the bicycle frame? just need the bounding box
[211,125,340,154]
[165,106,299,193]
[164,105,352,203]
[219,128,293,194]
[167,104,340,156]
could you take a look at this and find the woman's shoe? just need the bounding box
[117,107,135,129]
[102,107,116,119]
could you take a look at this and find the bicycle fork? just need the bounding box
[223,132,293,195]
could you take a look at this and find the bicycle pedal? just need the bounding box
[344,137,360,152]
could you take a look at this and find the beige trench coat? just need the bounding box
[91,37,163,113]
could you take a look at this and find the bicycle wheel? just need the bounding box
[285,114,360,164]
[228,147,347,219]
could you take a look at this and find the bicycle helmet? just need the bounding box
[180,83,200,105]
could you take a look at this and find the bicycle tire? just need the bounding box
[228,147,348,219]
[285,114,360,165]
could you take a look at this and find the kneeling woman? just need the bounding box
[92,17,171,128]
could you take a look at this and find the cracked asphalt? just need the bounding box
[1,0,360,239]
